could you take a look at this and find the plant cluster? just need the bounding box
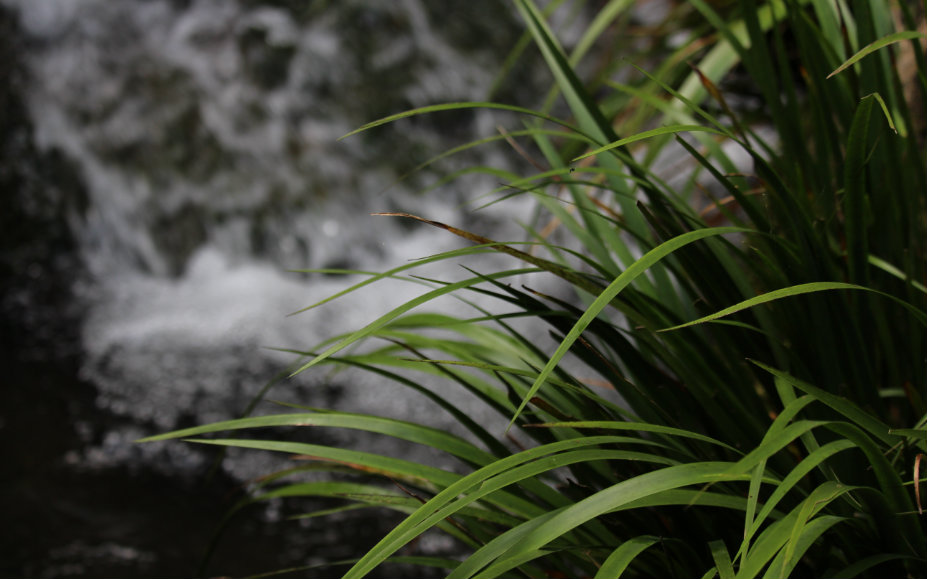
[145,1,927,577]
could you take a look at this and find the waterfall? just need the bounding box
[1,1,545,575]
[7,0,535,449]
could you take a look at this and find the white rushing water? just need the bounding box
[6,0,769,476]
[6,0,554,475]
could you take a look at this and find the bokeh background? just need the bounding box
[0,1,560,576]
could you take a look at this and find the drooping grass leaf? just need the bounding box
[660,281,927,331]
[827,30,927,78]
[338,101,587,142]
[456,461,754,578]
[344,437,658,579]
[138,411,498,467]
[289,267,543,377]
[507,226,746,430]
[594,535,660,579]
[571,125,731,163]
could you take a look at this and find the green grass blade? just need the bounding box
[512,0,616,145]
[338,101,584,141]
[844,94,876,284]
[739,482,854,579]
[289,267,541,377]
[742,460,765,572]
[751,362,895,445]
[676,0,795,108]
[710,539,735,579]
[827,30,927,78]
[289,244,505,315]
[614,489,770,514]
[742,439,856,556]
[868,255,927,294]
[514,0,660,245]
[185,438,460,488]
[831,554,919,578]
[571,124,731,163]
[137,411,497,467]
[470,462,754,578]
[343,437,643,579]
[660,281,927,331]
[571,0,635,66]
[888,428,927,452]
[594,536,660,579]
[507,226,747,430]
[529,421,738,453]
[763,515,847,579]
[445,511,561,579]
[257,481,397,502]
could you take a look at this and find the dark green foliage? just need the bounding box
[146,1,927,577]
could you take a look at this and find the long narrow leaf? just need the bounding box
[463,462,753,577]
[507,226,746,430]
[338,101,586,141]
[660,282,927,331]
[572,125,730,163]
[827,30,927,78]
[289,268,542,377]
[594,536,660,579]
[138,411,497,467]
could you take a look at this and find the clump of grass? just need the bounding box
[143,1,926,577]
